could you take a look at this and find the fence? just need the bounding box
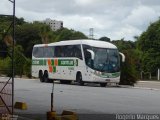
[0,78,12,114]
[140,70,160,80]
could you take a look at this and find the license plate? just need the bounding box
[105,79,110,81]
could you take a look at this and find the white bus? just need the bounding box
[32,39,124,87]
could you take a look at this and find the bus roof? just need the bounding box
[34,39,117,49]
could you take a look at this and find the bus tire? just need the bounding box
[43,71,49,83]
[76,72,84,86]
[100,83,107,87]
[39,71,44,82]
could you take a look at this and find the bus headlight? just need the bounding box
[94,71,102,75]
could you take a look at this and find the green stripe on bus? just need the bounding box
[32,60,44,65]
[44,60,47,65]
[58,59,74,66]
[51,60,54,65]
[53,66,56,72]
[111,72,120,77]
[32,59,78,66]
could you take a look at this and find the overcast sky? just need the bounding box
[1,0,160,40]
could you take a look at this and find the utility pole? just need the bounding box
[9,0,16,115]
[0,0,15,116]
[158,69,160,81]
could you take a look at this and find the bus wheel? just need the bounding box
[39,71,44,82]
[43,71,49,83]
[100,83,107,87]
[76,72,84,86]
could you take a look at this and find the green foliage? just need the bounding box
[0,15,25,57]
[55,28,87,42]
[0,15,25,25]
[0,16,88,78]
[0,45,30,77]
[14,45,27,76]
[119,50,139,85]
[112,39,136,51]
[99,36,111,42]
[15,23,87,58]
[137,19,160,73]
[15,23,42,57]
[0,57,11,75]
[23,59,32,78]
[112,39,139,85]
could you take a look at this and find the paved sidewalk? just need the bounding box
[135,80,160,90]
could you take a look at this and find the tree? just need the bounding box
[15,25,87,58]
[112,39,139,85]
[0,15,25,58]
[38,22,53,44]
[119,49,139,85]
[55,28,87,42]
[112,39,136,51]
[14,45,27,77]
[0,16,88,77]
[15,23,42,57]
[137,19,160,74]
[99,36,110,42]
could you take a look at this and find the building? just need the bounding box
[43,18,63,31]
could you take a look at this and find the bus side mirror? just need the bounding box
[87,49,95,60]
[119,52,125,62]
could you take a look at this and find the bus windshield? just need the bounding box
[83,45,120,73]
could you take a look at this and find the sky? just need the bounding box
[1,0,160,41]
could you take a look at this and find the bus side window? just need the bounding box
[82,45,92,63]
[61,46,65,57]
[38,47,44,58]
[44,47,49,57]
[66,45,74,57]
[33,47,44,58]
[54,46,59,57]
[44,46,55,58]
[55,46,65,57]
[33,47,38,57]
[51,46,55,57]
[54,45,82,59]
[74,45,82,60]
[56,46,61,57]
[63,45,69,57]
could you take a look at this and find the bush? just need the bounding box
[23,59,32,78]
[119,50,138,86]
[0,57,12,76]
[120,62,138,86]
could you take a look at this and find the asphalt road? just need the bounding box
[1,77,160,120]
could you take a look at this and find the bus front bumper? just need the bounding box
[92,75,120,83]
